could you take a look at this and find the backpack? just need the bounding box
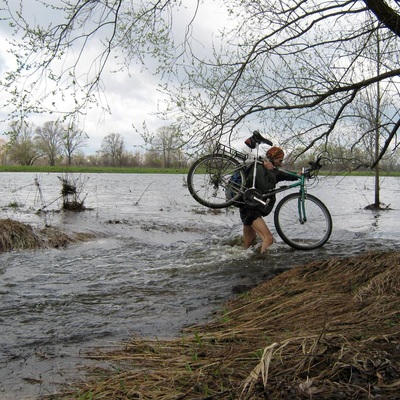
[226,164,276,214]
[226,165,253,207]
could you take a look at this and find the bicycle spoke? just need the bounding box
[274,193,332,250]
[187,154,244,208]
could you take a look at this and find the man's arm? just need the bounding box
[276,168,300,182]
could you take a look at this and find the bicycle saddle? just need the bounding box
[253,130,273,145]
[244,130,273,148]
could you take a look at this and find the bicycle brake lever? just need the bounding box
[308,158,322,170]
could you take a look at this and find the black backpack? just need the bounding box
[226,165,253,207]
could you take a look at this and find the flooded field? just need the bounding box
[0,172,399,398]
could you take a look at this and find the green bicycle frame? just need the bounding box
[298,169,307,224]
[257,166,308,223]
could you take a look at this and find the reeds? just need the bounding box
[48,250,400,399]
[0,219,95,252]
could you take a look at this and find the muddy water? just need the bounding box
[0,172,399,399]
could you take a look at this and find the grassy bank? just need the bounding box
[332,170,400,177]
[0,165,188,174]
[46,250,400,400]
[1,164,399,176]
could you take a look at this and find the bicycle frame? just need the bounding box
[251,167,308,220]
[187,133,331,250]
[262,169,308,223]
[233,140,311,223]
[213,139,317,224]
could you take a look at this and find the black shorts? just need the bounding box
[239,194,276,225]
[239,207,265,226]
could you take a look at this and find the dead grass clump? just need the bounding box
[0,218,42,252]
[0,219,96,253]
[62,200,86,212]
[39,226,95,248]
[48,251,400,400]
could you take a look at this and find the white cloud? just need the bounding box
[80,67,169,153]
[0,1,231,154]
[0,34,171,154]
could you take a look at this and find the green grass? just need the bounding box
[0,165,399,176]
[0,165,189,174]
[7,201,23,208]
[322,170,400,177]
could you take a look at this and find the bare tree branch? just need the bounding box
[2,0,400,169]
[371,116,400,168]
[363,0,400,36]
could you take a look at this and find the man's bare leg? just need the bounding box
[243,225,257,249]
[251,217,274,253]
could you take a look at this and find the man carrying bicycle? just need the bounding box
[240,146,298,253]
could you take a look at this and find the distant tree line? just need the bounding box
[1,119,399,172]
[0,121,190,169]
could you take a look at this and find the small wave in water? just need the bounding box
[0,173,399,398]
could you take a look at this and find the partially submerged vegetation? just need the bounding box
[0,219,95,252]
[59,175,88,212]
[45,250,400,399]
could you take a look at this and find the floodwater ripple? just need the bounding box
[0,172,399,398]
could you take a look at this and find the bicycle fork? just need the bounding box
[297,174,307,224]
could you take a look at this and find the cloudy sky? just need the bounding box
[0,1,230,154]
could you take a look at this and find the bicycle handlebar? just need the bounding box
[308,157,322,171]
[304,156,323,178]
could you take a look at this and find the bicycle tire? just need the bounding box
[274,193,332,250]
[187,154,245,208]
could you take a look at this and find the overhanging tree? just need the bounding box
[1,0,400,165]
[349,24,400,208]
[171,0,400,163]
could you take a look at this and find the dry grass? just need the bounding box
[46,250,400,399]
[0,219,43,252]
[0,219,95,252]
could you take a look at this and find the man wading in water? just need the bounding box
[239,146,298,253]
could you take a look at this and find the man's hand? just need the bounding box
[263,160,274,170]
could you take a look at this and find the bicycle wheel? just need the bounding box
[187,154,245,208]
[274,193,332,250]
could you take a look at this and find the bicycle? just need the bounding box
[187,130,332,250]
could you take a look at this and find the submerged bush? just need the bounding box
[58,174,88,212]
